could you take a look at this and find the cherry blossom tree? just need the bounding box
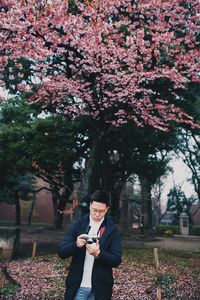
[0,0,199,128]
[0,0,199,200]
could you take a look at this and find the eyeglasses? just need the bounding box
[90,207,107,215]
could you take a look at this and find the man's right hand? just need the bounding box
[76,234,87,248]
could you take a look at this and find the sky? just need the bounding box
[161,155,195,209]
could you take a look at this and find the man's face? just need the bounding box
[90,201,109,222]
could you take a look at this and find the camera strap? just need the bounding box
[85,225,91,234]
[86,223,105,238]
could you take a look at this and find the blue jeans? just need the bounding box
[74,287,95,300]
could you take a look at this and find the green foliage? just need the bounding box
[167,186,196,225]
[0,97,35,177]
[3,58,34,94]
[103,122,177,188]
[154,273,176,299]
[0,174,37,204]
[155,224,179,235]
[190,226,200,236]
[0,283,19,296]
[0,95,85,205]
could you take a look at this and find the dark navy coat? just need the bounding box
[58,214,122,300]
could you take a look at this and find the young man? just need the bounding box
[58,190,122,300]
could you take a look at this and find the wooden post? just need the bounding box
[32,242,37,259]
[0,247,2,261]
[154,248,162,300]
[0,273,5,289]
[0,247,5,289]
[154,248,159,268]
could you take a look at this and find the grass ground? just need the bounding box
[1,246,200,300]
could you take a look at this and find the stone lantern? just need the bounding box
[179,212,189,236]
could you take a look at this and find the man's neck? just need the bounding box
[89,216,104,226]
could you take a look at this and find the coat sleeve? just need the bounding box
[96,226,122,268]
[58,220,81,259]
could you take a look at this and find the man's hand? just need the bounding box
[86,239,100,257]
[76,234,87,248]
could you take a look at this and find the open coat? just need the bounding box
[58,214,122,300]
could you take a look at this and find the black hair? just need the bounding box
[90,190,110,206]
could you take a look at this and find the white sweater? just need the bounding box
[80,217,104,288]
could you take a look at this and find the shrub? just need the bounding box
[0,283,19,296]
[190,226,200,236]
[164,229,173,237]
[154,273,176,298]
[155,225,179,236]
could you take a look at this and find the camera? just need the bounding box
[81,234,99,244]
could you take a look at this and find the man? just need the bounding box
[58,190,122,300]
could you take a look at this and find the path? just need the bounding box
[3,225,200,259]
[146,235,200,251]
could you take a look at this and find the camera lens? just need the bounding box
[87,240,93,244]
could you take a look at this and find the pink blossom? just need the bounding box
[0,0,199,129]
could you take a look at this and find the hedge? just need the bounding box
[190,226,200,236]
[155,224,179,236]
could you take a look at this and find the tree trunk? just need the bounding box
[110,178,125,224]
[127,201,134,229]
[52,189,70,230]
[110,190,121,223]
[120,197,128,233]
[78,136,102,201]
[15,193,21,225]
[27,194,36,226]
[139,175,152,229]
[57,189,71,229]
[52,190,59,229]
[101,155,122,222]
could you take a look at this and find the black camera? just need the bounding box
[81,234,99,244]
